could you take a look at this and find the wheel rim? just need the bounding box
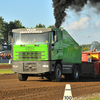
[75,69,78,79]
[57,66,61,79]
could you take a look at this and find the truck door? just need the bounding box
[51,30,63,60]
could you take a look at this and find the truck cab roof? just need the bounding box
[12,28,52,34]
[12,28,62,34]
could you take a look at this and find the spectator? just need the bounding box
[0,53,12,59]
[9,54,11,59]
[8,54,11,59]
[1,54,4,59]
[7,54,9,59]
[4,53,7,59]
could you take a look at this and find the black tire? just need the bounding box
[17,73,28,81]
[55,64,62,82]
[70,65,79,81]
[51,63,62,82]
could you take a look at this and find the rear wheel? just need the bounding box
[17,73,28,81]
[70,65,79,81]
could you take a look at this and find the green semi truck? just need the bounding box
[12,28,82,82]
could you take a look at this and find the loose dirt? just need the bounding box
[0,65,100,100]
[0,64,12,69]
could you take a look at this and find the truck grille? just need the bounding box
[16,51,45,60]
[23,63,37,72]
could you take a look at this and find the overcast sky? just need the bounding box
[0,0,100,45]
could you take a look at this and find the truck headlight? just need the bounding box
[42,65,48,67]
[13,65,18,68]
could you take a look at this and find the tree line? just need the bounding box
[80,41,100,52]
[0,16,62,44]
[0,16,25,44]
[80,44,91,51]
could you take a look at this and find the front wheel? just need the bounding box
[51,63,62,82]
[17,73,28,81]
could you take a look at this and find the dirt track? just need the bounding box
[0,65,100,100]
[0,64,12,69]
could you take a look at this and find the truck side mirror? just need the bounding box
[54,35,58,42]
[52,43,54,46]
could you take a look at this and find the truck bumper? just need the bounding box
[12,61,51,74]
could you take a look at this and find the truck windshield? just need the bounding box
[13,32,49,45]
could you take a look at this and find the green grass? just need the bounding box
[0,69,14,74]
[0,63,12,65]
[86,97,100,100]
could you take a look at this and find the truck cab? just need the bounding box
[12,28,82,82]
